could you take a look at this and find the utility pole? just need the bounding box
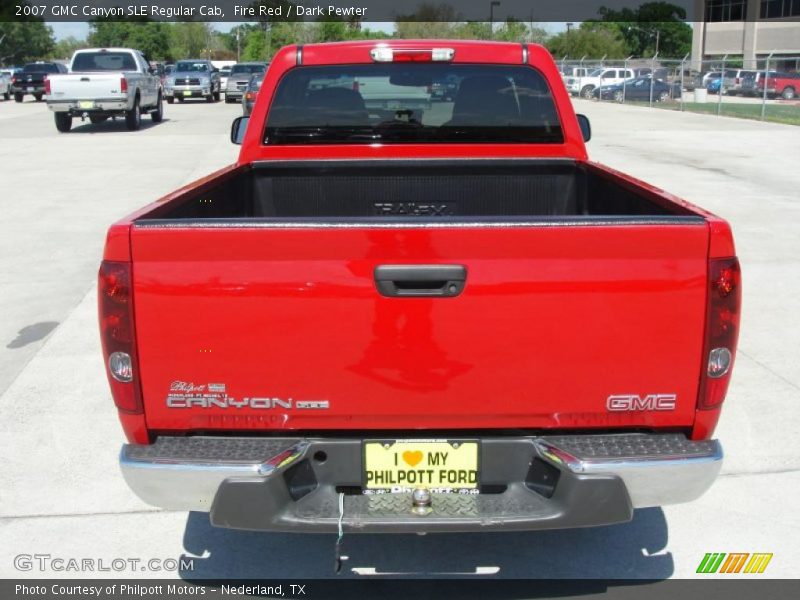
[566,22,573,56]
[489,1,501,39]
[236,27,240,62]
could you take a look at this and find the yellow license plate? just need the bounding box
[183,90,192,96]
[364,440,479,491]
[78,101,94,109]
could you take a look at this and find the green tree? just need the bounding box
[596,2,692,58]
[546,23,629,59]
[88,21,171,60]
[453,21,491,40]
[169,22,214,59]
[494,18,529,42]
[395,3,460,39]
[49,36,87,61]
[241,29,268,61]
[0,21,55,64]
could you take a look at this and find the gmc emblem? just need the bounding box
[606,394,677,411]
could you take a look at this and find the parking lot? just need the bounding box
[0,96,798,579]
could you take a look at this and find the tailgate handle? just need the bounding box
[80,77,90,82]
[374,265,466,298]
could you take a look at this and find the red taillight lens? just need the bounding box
[245,91,256,101]
[11,75,17,84]
[120,76,128,93]
[98,261,142,414]
[698,257,741,410]
[392,51,433,62]
[44,76,51,95]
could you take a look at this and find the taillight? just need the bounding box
[44,76,51,95]
[11,75,16,84]
[120,76,127,93]
[698,257,741,410]
[98,261,142,414]
[245,91,256,101]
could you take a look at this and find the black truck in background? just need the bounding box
[11,62,67,102]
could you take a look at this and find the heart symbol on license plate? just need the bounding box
[402,450,423,467]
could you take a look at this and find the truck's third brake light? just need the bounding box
[370,47,455,63]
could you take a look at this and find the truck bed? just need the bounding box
[139,159,697,223]
[129,159,708,435]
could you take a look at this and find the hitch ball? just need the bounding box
[411,488,432,515]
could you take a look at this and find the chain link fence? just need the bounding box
[556,55,800,126]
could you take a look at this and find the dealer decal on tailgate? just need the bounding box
[363,440,479,493]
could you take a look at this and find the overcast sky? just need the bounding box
[48,20,568,41]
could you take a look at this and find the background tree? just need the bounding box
[88,20,171,60]
[169,22,214,59]
[596,2,692,57]
[49,36,87,61]
[546,22,629,59]
[0,22,55,64]
[395,3,460,39]
[241,28,268,61]
[494,18,528,42]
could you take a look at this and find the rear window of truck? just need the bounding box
[72,52,137,72]
[265,64,563,145]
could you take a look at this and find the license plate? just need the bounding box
[363,440,479,491]
[78,101,94,109]
[183,90,192,96]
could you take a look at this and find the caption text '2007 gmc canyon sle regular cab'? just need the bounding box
[101,41,740,563]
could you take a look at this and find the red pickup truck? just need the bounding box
[102,41,740,539]
[756,71,799,100]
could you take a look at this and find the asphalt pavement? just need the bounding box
[0,95,798,580]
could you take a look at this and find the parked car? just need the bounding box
[690,71,722,92]
[754,71,800,100]
[219,65,232,92]
[565,67,636,98]
[723,69,757,95]
[108,41,738,549]
[46,48,163,132]
[242,72,264,116]
[0,71,10,100]
[164,59,221,103]
[592,76,681,102]
[739,70,777,96]
[10,62,67,102]
[224,62,266,103]
[706,77,724,94]
[560,66,591,80]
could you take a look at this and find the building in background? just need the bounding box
[692,0,800,70]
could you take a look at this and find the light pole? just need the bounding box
[489,1,501,39]
[566,22,573,56]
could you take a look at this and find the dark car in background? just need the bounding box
[592,76,681,102]
[242,72,265,116]
[11,62,67,102]
[225,62,267,103]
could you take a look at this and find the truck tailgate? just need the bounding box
[49,74,124,100]
[130,223,709,433]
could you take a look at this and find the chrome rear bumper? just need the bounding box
[120,433,722,531]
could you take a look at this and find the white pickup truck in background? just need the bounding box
[565,67,636,98]
[46,48,163,132]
